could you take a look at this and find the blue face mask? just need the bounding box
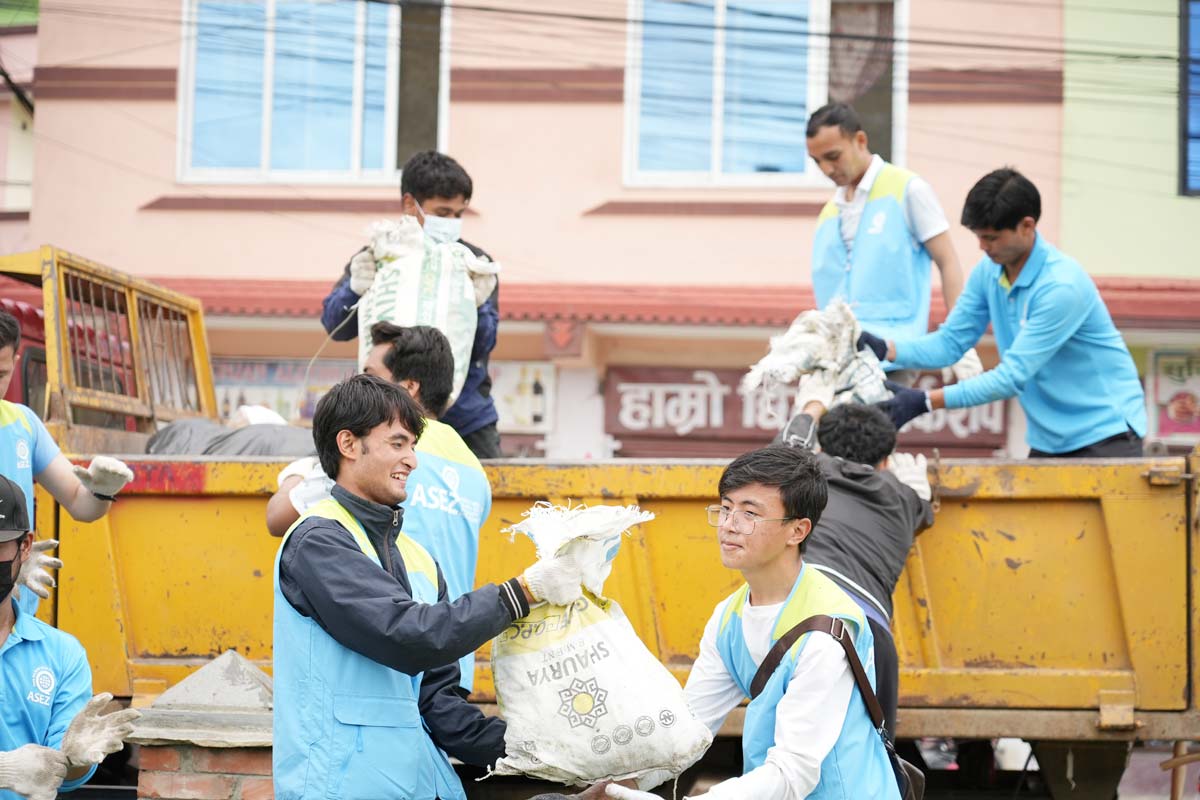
[418,205,463,245]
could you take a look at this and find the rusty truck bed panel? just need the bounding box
[47,454,1195,740]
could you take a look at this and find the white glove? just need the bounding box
[72,456,133,499]
[17,539,61,600]
[60,693,142,769]
[0,744,69,800]
[605,787,660,800]
[943,348,983,383]
[522,552,585,606]
[348,250,377,296]
[793,369,837,415]
[887,452,932,501]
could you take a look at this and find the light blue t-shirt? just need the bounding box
[0,596,97,795]
[893,233,1147,453]
[0,400,60,616]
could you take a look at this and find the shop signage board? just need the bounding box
[1146,350,1200,443]
[212,358,357,422]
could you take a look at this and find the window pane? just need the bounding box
[271,0,358,171]
[638,0,715,172]
[362,1,390,170]
[191,2,265,169]
[723,1,809,174]
[1187,1,1200,192]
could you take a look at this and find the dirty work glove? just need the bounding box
[522,552,585,606]
[72,456,134,500]
[0,744,69,800]
[856,330,889,362]
[943,347,983,384]
[887,453,932,501]
[348,250,377,296]
[876,381,932,430]
[794,370,837,414]
[61,693,142,769]
[17,539,61,600]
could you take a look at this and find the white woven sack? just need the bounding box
[356,218,479,403]
[491,504,712,786]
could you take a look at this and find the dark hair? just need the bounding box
[718,446,827,552]
[400,150,473,203]
[960,167,1041,230]
[0,310,20,351]
[312,374,426,480]
[817,404,897,466]
[369,322,456,417]
[806,102,863,139]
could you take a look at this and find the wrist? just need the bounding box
[886,341,898,362]
[928,389,946,411]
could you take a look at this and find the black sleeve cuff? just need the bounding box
[499,578,530,621]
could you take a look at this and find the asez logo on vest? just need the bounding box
[866,211,887,235]
[28,666,55,706]
[16,439,30,470]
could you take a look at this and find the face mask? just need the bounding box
[418,206,463,245]
[0,554,18,602]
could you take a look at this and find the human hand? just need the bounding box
[944,348,983,383]
[605,785,659,800]
[794,370,837,415]
[72,456,133,499]
[61,693,142,768]
[522,552,585,606]
[856,330,888,362]
[887,453,931,501]
[0,744,69,800]
[17,539,61,600]
[876,381,931,430]
[349,250,377,295]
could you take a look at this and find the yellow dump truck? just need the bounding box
[6,247,1199,798]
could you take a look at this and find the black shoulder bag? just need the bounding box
[749,615,925,800]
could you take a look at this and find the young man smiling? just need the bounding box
[607,446,900,800]
[272,374,586,799]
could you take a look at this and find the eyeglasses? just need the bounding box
[705,505,795,535]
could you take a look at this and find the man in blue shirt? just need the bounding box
[0,310,135,611]
[0,477,140,800]
[320,151,502,458]
[860,168,1146,457]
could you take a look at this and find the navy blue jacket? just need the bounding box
[320,242,500,437]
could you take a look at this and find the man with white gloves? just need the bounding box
[1,310,134,615]
[273,375,585,799]
[0,476,141,800]
[806,103,981,385]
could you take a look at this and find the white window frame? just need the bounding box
[623,0,909,188]
[176,0,425,185]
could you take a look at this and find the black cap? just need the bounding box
[0,475,31,542]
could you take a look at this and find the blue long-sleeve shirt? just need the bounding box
[320,243,500,438]
[892,233,1146,454]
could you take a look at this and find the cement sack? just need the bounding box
[491,504,712,786]
[356,217,499,403]
[743,300,891,408]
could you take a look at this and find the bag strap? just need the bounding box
[749,614,886,732]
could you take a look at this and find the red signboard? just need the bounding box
[604,367,1006,458]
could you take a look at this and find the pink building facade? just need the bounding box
[6,0,1198,457]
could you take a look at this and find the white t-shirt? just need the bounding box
[835,154,949,258]
[678,597,856,800]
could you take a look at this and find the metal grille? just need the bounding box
[137,297,201,416]
[62,271,137,401]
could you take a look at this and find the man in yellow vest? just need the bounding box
[807,102,980,382]
[272,374,584,800]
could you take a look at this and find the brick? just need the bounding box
[134,746,182,772]
[238,777,274,800]
[190,748,272,776]
[139,771,236,800]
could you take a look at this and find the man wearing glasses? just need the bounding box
[606,446,899,800]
